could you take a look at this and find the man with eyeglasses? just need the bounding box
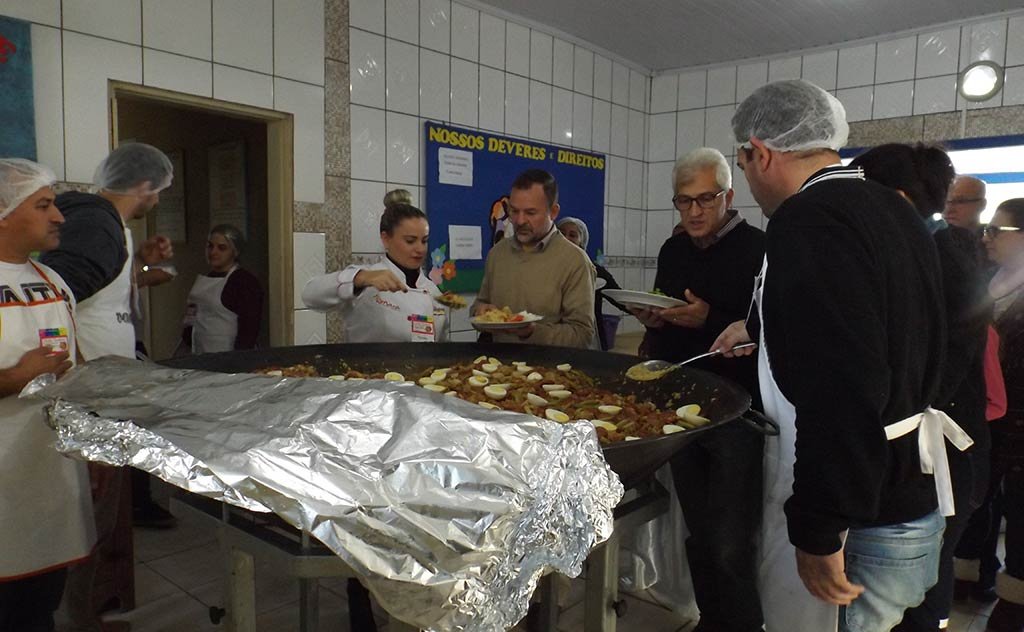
[945,175,988,232]
[634,146,766,632]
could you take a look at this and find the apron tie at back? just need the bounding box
[884,407,973,516]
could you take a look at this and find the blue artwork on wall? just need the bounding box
[0,15,36,160]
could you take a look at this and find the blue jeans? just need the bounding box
[840,509,945,632]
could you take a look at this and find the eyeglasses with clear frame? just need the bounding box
[672,190,726,212]
[982,225,1022,238]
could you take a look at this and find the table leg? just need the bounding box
[298,578,319,632]
[226,547,257,632]
[583,538,620,632]
[537,574,560,631]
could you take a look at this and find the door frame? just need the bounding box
[108,80,295,347]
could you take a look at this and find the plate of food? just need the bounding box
[603,289,687,310]
[434,291,468,309]
[471,306,544,330]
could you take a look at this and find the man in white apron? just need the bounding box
[0,159,95,631]
[712,80,971,632]
[40,143,175,631]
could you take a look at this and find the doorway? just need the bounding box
[109,82,295,357]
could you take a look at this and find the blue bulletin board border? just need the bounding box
[424,122,606,294]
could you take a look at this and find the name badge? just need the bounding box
[39,327,70,353]
[409,314,436,343]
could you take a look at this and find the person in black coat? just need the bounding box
[851,143,990,632]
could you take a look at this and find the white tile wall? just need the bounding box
[605,207,625,255]
[838,44,876,88]
[351,179,387,253]
[529,31,553,83]
[144,49,213,97]
[274,0,325,85]
[607,157,626,206]
[420,49,451,121]
[450,3,478,61]
[505,74,530,136]
[611,62,629,106]
[387,0,419,44]
[0,0,60,26]
[478,67,505,132]
[801,49,838,90]
[768,56,801,82]
[386,111,420,185]
[350,29,386,107]
[916,28,960,78]
[350,0,385,33]
[1008,17,1024,67]
[1004,66,1024,106]
[31,25,64,179]
[213,64,274,109]
[551,87,573,144]
[274,78,325,203]
[626,159,643,208]
[572,94,593,149]
[450,59,479,127]
[505,22,530,76]
[478,13,505,69]
[350,105,386,180]
[646,162,673,211]
[574,48,594,96]
[645,210,674,257]
[647,113,676,162]
[592,99,611,153]
[213,0,273,73]
[627,109,645,160]
[420,0,451,54]
[63,0,141,45]
[962,19,1007,65]
[837,86,874,122]
[143,0,211,59]
[736,62,767,103]
[873,80,914,119]
[650,75,678,114]
[706,66,736,106]
[678,70,707,110]
[913,76,956,114]
[610,105,628,156]
[624,209,645,256]
[875,36,917,84]
[704,104,737,157]
[676,109,704,155]
[293,310,327,345]
[529,81,553,141]
[553,39,574,89]
[629,69,647,110]
[293,232,326,308]
[62,32,142,183]
[593,55,612,101]
[386,39,420,114]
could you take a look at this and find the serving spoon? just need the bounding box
[625,343,758,381]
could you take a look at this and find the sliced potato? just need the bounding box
[384,371,405,381]
[527,393,548,406]
[545,408,570,423]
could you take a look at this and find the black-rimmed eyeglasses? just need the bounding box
[982,225,1022,238]
[673,190,725,212]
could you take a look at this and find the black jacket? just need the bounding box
[41,192,127,303]
[762,173,946,555]
[646,218,765,406]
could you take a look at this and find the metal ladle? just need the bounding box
[625,343,758,381]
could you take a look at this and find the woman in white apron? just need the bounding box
[181,224,264,354]
[302,197,449,344]
[0,160,95,630]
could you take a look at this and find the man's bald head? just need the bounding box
[944,175,987,230]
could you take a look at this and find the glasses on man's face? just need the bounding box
[673,190,726,212]
[982,225,1022,238]
[946,198,985,206]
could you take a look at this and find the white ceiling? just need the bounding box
[473,0,1021,72]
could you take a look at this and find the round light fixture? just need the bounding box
[957,60,1004,102]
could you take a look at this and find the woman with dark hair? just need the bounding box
[181,224,264,353]
[302,191,449,342]
[851,143,990,632]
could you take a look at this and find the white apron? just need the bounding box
[0,261,96,579]
[186,266,239,354]
[76,225,135,360]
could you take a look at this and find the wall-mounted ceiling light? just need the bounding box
[958,60,1004,102]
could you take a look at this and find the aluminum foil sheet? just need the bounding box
[26,357,623,631]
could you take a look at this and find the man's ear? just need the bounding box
[550,202,560,221]
[748,137,772,172]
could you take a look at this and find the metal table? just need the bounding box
[174,479,669,632]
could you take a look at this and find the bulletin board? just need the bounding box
[424,122,606,293]
[0,15,36,160]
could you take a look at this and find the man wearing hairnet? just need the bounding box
[0,159,95,631]
[40,142,176,632]
[711,80,959,631]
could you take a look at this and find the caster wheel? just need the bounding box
[209,606,227,624]
[612,599,628,618]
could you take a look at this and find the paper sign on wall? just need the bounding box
[448,225,482,260]
[438,147,473,186]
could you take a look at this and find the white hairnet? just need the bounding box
[557,216,589,251]
[731,80,849,153]
[93,142,173,195]
[0,158,57,219]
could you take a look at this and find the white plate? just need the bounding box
[470,314,544,330]
[603,289,687,309]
